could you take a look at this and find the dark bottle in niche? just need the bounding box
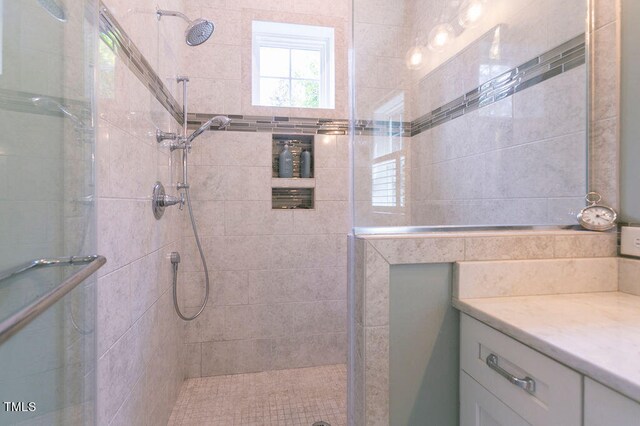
[278,143,293,178]
[300,149,311,178]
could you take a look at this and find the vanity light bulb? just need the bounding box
[405,45,426,70]
[428,24,455,52]
[459,0,485,29]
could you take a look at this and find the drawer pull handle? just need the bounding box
[486,354,536,394]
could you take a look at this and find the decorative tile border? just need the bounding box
[98,1,183,124]
[411,34,586,136]
[97,1,584,139]
[187,113,411,137]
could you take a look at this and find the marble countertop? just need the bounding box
[454,292,640,402]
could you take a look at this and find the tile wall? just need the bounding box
[181,132,350,377]
[408,0,588,226]
[183,0,351,119]
[95,0,187,424]
[177,0,352,377]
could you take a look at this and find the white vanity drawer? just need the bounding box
[460,314,582,426]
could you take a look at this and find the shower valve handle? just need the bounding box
[156,129,178,144]
[162,193,185,210]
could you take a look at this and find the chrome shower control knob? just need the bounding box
[152,182,184,219]
[156,129,178,144]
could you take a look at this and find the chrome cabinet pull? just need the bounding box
[486,353,536,394]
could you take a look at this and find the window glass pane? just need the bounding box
[291,49,321,79]
[259,47,290,78]
[292,80,320,108]
[260,77,290,106]
[372,159,397,207]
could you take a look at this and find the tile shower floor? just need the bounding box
[167,364,347,426]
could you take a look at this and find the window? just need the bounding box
[252,21,335,109]
[371,94,406,210]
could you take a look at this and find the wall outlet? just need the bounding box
[620,227,640,257]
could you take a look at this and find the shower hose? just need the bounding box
[172,186,209,321]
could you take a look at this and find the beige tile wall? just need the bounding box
[95,0,187,424]
[353,0,412,120]
[183,0,351,118]
[181,132,349,377]
[178,6,354,379]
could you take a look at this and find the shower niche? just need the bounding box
[272,134,315,209]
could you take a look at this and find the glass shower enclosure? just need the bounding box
[0,1,98,425]
[350,0,589,424]
[353,0,589,230]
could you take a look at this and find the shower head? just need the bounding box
[185,19,215,47]
[37,0,67,22]
[187,116,231,144]
[157,9,215,46]
[31,97,82,126]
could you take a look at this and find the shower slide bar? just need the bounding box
[0,255,106,345]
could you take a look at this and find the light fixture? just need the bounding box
[458,0,485,29]
[428,24,455,52]
[405,44,426,70]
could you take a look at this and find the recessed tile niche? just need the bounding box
[272,134,315,209]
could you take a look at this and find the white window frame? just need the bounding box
[252,21,335,109]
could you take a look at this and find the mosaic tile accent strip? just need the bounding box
[272,188,315,210]
[411,34,586,136]
[187,113,411,137]
[98,1,183,124]
[168,364,347,426]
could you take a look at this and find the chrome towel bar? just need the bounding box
[0,255,106,345]
[0,255,102,283]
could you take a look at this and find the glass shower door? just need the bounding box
[0,0,98,425]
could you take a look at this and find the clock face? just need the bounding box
[578,205,616,231]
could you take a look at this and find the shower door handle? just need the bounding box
[0,255,106,345]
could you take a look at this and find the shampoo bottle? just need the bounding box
[300,149,311,178]
[278,143,293,178]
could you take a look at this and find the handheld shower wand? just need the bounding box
[186,116,231,144]
[159,77,231,321]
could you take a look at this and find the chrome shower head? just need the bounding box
[186,19,215,46]
[157,9,215,46]
[187,116,231,144]
[37,0,67,22]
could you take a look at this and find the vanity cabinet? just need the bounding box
[460,314,640,426]
[460,314,582,426]
[584,378,640,425]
